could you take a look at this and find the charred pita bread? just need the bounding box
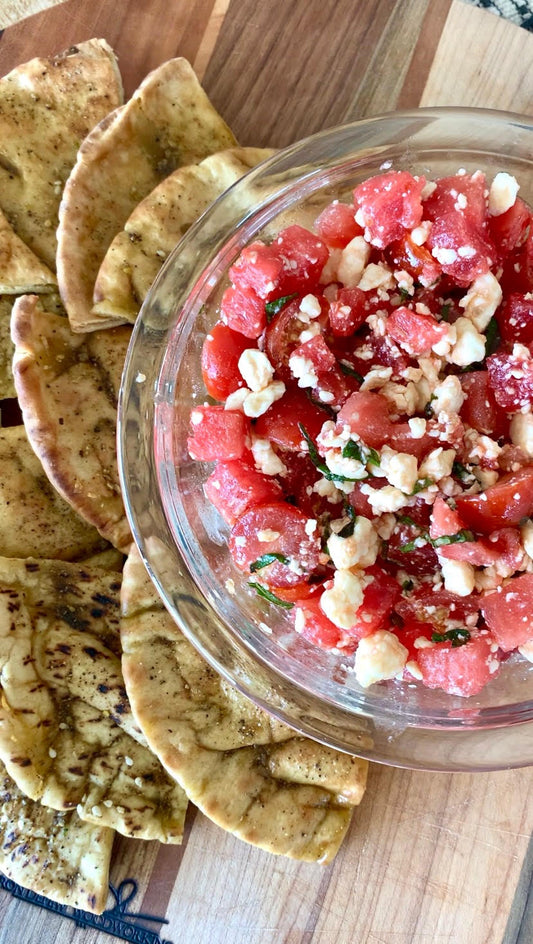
[92,147,273,327]
[0,556,187,844]
[120,547,367,863]
[0,208,56,295]
[0,39,123,270]
[0,425,109,560]
[11,295,131,550]
[57,57,237,333]
[0,760,114,914]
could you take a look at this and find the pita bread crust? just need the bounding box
[0,425,109,560]
[0,208,57,295]
[120,548,367,863]
[11,294,132,550]
[0,556,187,844]
[0,39,123,270]
[0,761,114,914]
[57,57,237,332]
[92,147,274,328]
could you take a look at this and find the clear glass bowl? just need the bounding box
[118,107,533,771]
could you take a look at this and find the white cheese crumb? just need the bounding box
[299,293,322,321]
[320,569,365,630]
[360,483,408,514]
[354,630,408,688]
[521,520,533,559]
[327,517,380,570]
[288,353,319,388]
[510,413,533,458]
[488,171,519,216]
[459,272,502,331]
[257,529,280,543]
[251,436,287,475]
[224,387,249,411]
[243,380,286,417]
[431,375,466,416]
[358,262,395,292]
[336,235,371,287]
[447,317,486,367]
[408,417,427,439]
[238,349,275,392]
[439,557,475,597]
[379,445,419,494]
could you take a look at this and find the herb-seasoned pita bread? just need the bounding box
[0,39,123,270]
[120,548,367,863]
[11,295,131,550]
[0,556,187,843]
[0,208,56,295]
[57,57,237,333]
[0,297,16,398]
[0,760,114,914]
[92,147,273,327]
[0,425,109,560]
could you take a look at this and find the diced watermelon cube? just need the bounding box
[416,633,499,697]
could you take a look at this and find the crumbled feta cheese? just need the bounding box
[312,477,344,504]
[288,353,319,388]
[410,220,432,246]
[320,569,365,629]
[521,520,533,559]
[257,529,280,543]
[379,445,419,494]
[243,380,286,417]
[459,272,502,331]
[408,417,427,439]
[439,557,475,597]
[299,321,322,343]
[464,428,502,465]
[353,630,408,687]
[510,413,533,458]
[336,236,371,287]
[447,317,486,367]
[324,449,367,481]
[431,323,457,357]
[298,293,322,321]
[360,483,408,514]
[360,365,393,391]
[251,437,287,476]
[224,387,249,411]
[431,375,466,416]
[317,420,351,451]
[488,171,519,216]
[432,246,458,266]
[419,447,456,482]
[238,349,275,391]
[358,262,395,292]
[380,380,420,416]
[327,517,380,570]
[394,269,415,295]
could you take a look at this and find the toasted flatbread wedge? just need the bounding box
[120,547,368,863]
[92,147,273,327]
[57,57,237,332]
[0,425,109,560]
[0,208,57,295]
[0,760,114,914]
[11,295,131,550]
[0,556,187,844]
[0,39,123,270]
[0,297,16,398]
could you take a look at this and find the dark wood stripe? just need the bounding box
[397,0,453,108]
[139,803,198,920]
[502,833,533,944]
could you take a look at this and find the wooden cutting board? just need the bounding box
[1,2,533,943]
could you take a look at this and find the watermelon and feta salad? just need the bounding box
[187,165,533,698]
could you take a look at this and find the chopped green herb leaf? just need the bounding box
[402,579,414,592]
[398,286,411,302]
[298,423,360,483]
[452,460,473,482]
[342,440,364,462]
[484,316,501,357]
[265,293,298,321]
[399,537,428,553]
[338,361,364,384]
[411,477,433,495]
[248,582,294,608]
[431,627,471,647]
[440,302,451,322]
[366,447,381,467]
[397,515,418,527]
[250,552,290,573]
[336,516,357,539]
[431,529,474,548]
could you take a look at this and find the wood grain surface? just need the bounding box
[0,2,533,943]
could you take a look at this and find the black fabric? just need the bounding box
[464,0,533,31]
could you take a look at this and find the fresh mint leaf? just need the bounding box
[265,293,297,321]
[431,627,471,647]
[250,553,290,573]
[248,582,294,608]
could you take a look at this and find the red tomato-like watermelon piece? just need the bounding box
[394,585,481,630]
[293,595,345,650]
[219,284,267,339]
[486,347,533,411]
[254,385,327,451]
[188,406,249,461]
[489,197,531,260]
[416,633,499,697]
[460,370,508,438]
[429,495,466,539]
[229,501,321,587]
[481,572,533,650]
[204,459,283,525]
[353,171,426,249]
[386,305,450,356]
[336,391,393,449]
[315,201,363,248]
[496,293,533,345]
[229,240,285,301]
[289,334,337,379]
[499,226,533,296]
[455,467,533,533]
[201,322,251,401]
[273,225,329,294]
[424,172,495,284]
[328,287,367,337]
[385,234,442,287]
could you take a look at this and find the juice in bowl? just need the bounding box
[118,107,533,772]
